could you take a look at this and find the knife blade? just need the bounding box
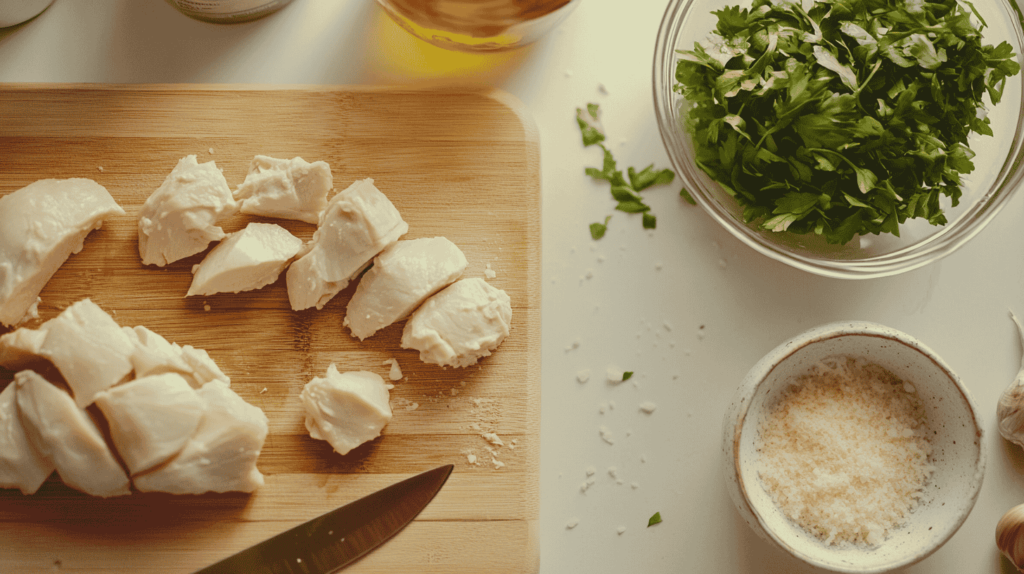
[194,464,454,574]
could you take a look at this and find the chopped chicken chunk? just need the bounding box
[0,178,125,326]
[15,370,130,498]
[187,222,302,297]
[133,381,268,494]
[0,326,47,371]
[344,237,467,340]
[122,325,230,388]
[286,179,407,311]
[38,299,134,408]
[402,278,512,368]
[234,156,332,224]
[300,364,392,456]
[0,382,54,495]
[138,155,238,267]
[94,373,203,476]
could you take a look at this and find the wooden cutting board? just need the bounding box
[0,84,540,574]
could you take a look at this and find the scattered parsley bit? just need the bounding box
[675,0,1020,244]
[577,103,686,237]
[679,187,696,205]
[648,512,662,527]
[590,216,612,239]
[622,371,634,381]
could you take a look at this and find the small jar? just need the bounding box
[166,0,294,24]
[0,0,55,28]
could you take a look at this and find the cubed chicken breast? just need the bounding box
[234,156,332,224]
[122,326,230,388]
[402,278,512,368]
[138,155,239,267]
[187,222,302,297]
[0,178,125,327]
[15,370,131,498]
[344,237,467,341]
[286,179,408,311]
[0,382,54,495]
[39,299,135,408]
[300,365,392,456]
[133,381,268,494]
[0,326,47,371]
[94,373,204,476]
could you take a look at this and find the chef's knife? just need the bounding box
[193,464,454,574]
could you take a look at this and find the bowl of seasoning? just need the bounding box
[653,0,1024,279]
[722,321,985,572]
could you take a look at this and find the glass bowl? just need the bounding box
[653,0,1024,279]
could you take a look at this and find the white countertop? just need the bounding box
[3,1,1024,572]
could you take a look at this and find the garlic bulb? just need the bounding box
[997,503,1024,570]
[997,311,1024,447]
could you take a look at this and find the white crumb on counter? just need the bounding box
[585,269,593,279]
[606,366,625,383]
[617,526,626,535]
[607,466,618,479]
[491,457,505,470]
[484,263,497,279]
[631,482,639,489]
[509,439,517,450]
[565,340,580,352]
[566,517,580,529]
[576,369,590,383]
[260,387,268,394]
[599,426,614,445]
[580,478,595,493]
[654,262,663,270]
[97,166,104,172]
[640,402,657,414]
[586,466,596,476]
[208,147,214,154]
[663,320,673,332]
[204,304,211,312]
[382,358,403,381]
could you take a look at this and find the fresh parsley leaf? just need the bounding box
[679,187,697,205]
[590,216,611,240]
[577,105,688,234]
[674,0,1019,244]
[622,371,634,381]
[576,104,605,147]
[648,512,662,527]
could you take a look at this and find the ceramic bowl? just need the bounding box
[653,0,1024,279]
[722,321,985,573]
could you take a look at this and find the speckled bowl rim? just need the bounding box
[729,321,986,573]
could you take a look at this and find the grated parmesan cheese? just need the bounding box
[757,356,935,546]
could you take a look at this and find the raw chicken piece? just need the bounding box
[300,364,392,456]
[15,370,131,498]
[344,237,467,341]
[138,155,238,267]
[0,326,47,371]
[0,178,125,327]
[39,299,135,408]
[234,156,332,224]
[402,278,512,368]
[122,326,230,388]
[94,373,203,476]
[133,381,268,494]
[0,382,54,495]
[286,178,407,311]
[187,222,302,297]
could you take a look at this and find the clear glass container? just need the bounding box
[653,0,1024,279]
[166,0,293,24]
[375,0,581,52]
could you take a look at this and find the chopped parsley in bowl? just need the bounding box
[653,0,1024,278]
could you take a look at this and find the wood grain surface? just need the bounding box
[0,84,541,574]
